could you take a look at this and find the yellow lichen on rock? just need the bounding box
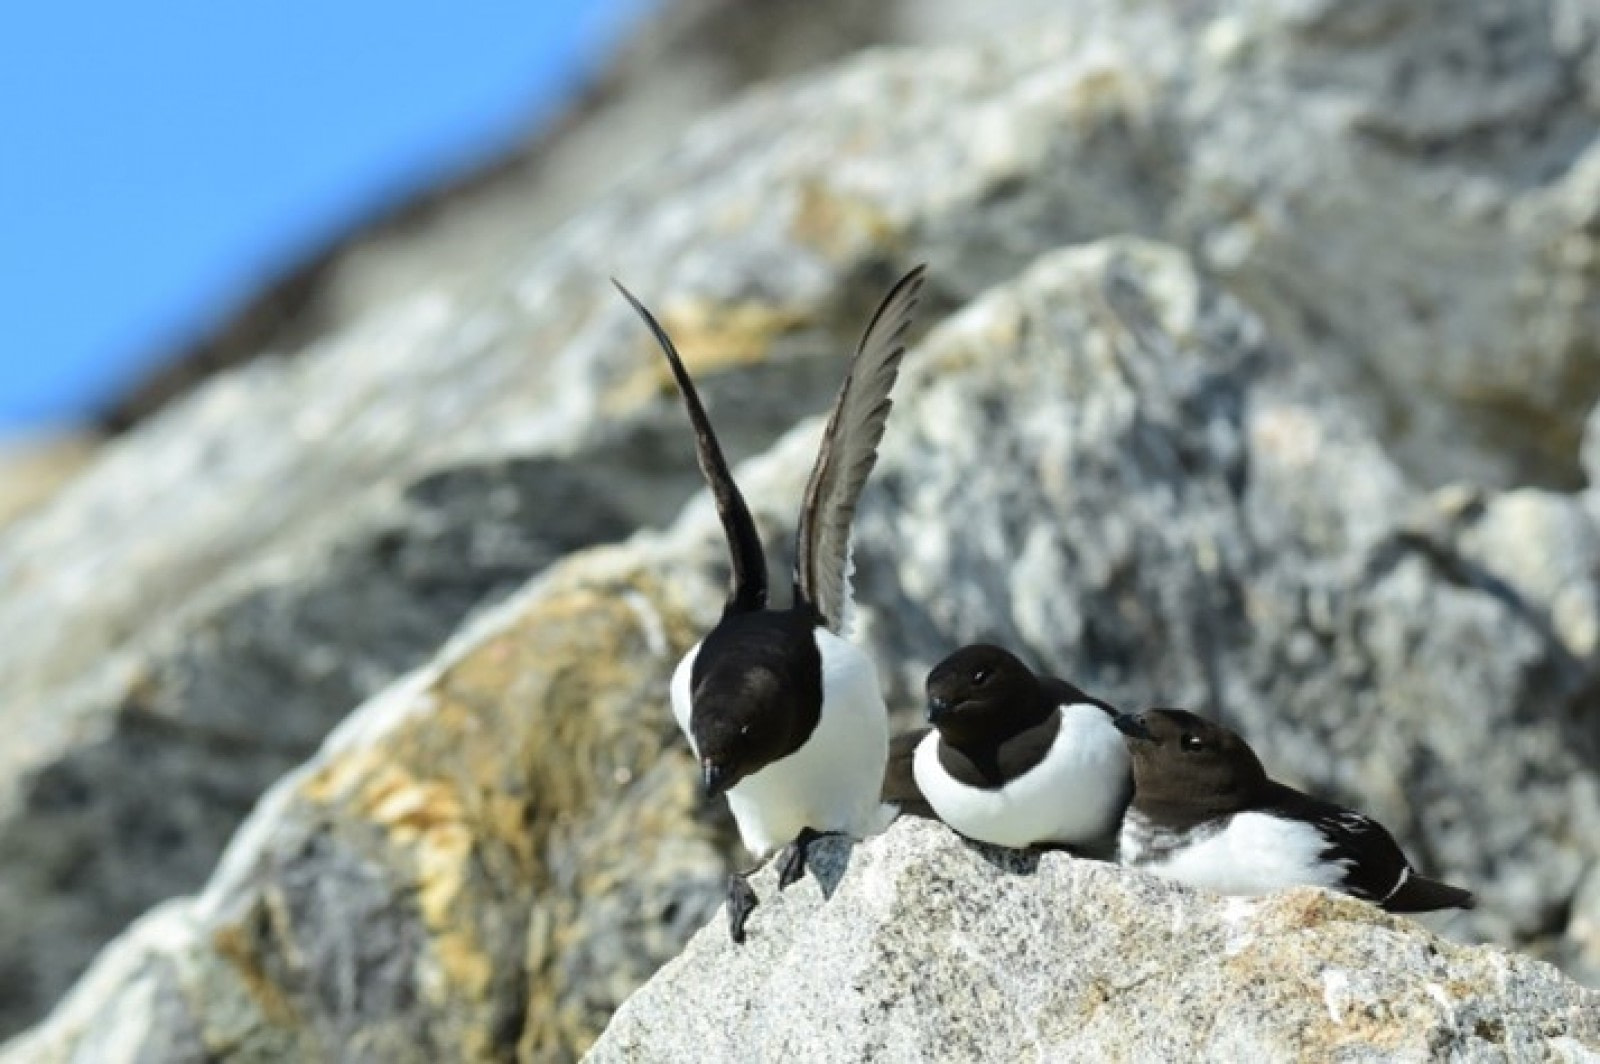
[604,297,808,414]
[788,178,900,259]
[233,547,723,1062]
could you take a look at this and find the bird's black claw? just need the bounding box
[727,873,758,944]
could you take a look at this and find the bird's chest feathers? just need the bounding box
[1119,809,1223,867]
[915,704,1128,848]
[1122,809,1346,895]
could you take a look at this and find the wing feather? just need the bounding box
[794,265,927,633]
[614,280,767,614]
[1263,783,1412,905]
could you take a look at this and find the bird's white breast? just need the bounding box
[913,703,1130,849]
[669,630,893,857]
[1120,809,1347,896]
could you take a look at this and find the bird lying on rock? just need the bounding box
[911,644,1131,853]
[1115,708,1475,912]
[613,265,925,943]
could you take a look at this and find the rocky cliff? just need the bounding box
[589,819,1600,1063]
[3,0,1600,1059]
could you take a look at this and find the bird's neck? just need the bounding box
[1132,785,1254,833]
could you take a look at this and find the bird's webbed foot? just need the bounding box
[726,871,759,944]
[775,826,843,891]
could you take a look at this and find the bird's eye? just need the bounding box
[973,668,991,685]
[1180,734,1203,752]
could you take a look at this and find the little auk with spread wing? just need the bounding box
[1115,708,1474,912]
[613,266,926,942]
[912,644,1131,851]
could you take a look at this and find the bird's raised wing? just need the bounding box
[794,265,926,634]
[615,280,767,615]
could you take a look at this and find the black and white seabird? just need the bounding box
[613,266,926,942]
[1114,709,1475,912]
[912,644,1131,851]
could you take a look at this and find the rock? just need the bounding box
[0,432,98,530]
[588,819,1600,1063]
[1,531,728,1064]
[0,441,677,1034]
[1570,863,1600,988]
[6,0,1600,1048]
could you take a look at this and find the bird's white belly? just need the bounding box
[913,704,1129,849]
[1123,811,1346,896]
[670,630,893,857]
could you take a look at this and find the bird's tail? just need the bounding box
[1384,872,1476,913]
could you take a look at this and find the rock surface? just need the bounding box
[4,0,1600,1055]
[1,531,728,1064]
[0,433,98,530]
[590,819,1600,1063]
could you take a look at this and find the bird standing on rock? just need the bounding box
[912,644,1131,852]
[613,266,926,942]
[1115,708,1475,912]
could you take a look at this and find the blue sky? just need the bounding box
[0,1,645,434]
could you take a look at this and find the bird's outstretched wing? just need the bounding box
[794,265,926,633]
[614,280,767,615]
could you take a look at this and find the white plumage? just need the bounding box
[912,702,1129,849]
[1120,809,1348,896]
[671,629,895,857]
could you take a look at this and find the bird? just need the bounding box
[1114,708,1475,912]
[912,643,1131,852]
[881,726,937,822]
[613,265,926,942]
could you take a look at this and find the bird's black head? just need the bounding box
[1114,708,1267,818]
[689,615,822,798]
[924,644,1045,745]
[690,661,806,798]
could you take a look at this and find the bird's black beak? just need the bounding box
[926,696,952,724]
[1114,713,1153,742]
[702,757,732,799]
